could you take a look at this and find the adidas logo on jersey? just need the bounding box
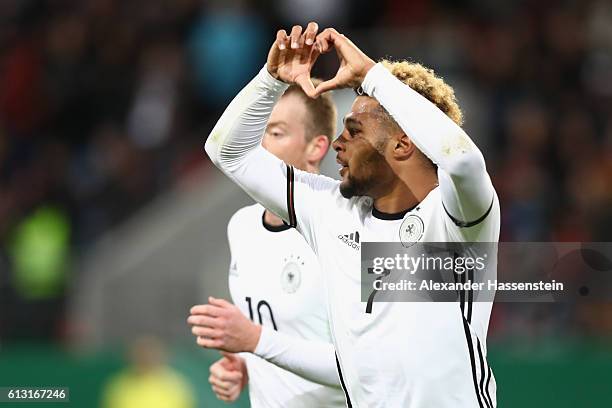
[338,231,360,250]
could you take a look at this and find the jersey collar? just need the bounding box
[371,204,417,221]
[262,211,292,232]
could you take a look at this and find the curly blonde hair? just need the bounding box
[380,59,463,126]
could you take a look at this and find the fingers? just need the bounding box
[210,375,240,390]
[212,384,238,402]
[209,360,242,402]
[210,363,243,383]
[299,23,320,66]
[190,304,204,314]
[188,298,232,329]
[315,27,352,57]
[268,24,327,94]
[208,296,231,307]
[210,370,243,384]
[277,24,317,52]
[276,29,288,50]
[316,27,342,54]
[290,25,303,49]
[197,335,223,349]
[186,314,216,327]
[221,351,240,363]
[192,325,220,338]
[220,352,245,372]
[303,22,319,46]
[190,303,223,317]
[190,301,232,350]
[209,367,241,402]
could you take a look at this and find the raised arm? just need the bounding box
[313,28,494,225]
[205,23,330,226]
[204,65,291,221]
[361,64,494,225]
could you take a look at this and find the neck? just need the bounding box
[373,166,438,214]
[303,163,320,174]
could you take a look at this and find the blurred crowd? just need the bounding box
[1,0,611,341]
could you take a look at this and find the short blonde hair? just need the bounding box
[380,59,463,126]
[283,79,337,144]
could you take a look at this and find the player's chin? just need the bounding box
[339,179,356,199]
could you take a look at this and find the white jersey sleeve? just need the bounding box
[361,64,496,236]
[205,66,339,248]
[254,326,340,388]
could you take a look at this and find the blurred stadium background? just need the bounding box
[1,0,612,406]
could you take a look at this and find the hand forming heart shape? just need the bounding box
[267,23,376,98]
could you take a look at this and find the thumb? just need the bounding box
[313,77,340,98]
[221,351,238,361]
[221,352,243,371]
[295,74,317,98]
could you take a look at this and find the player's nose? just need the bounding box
[333,133,346,152]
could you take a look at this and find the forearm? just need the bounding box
[204,66,292,220]
[254,326,341,388]
[205,65,287,169]
[361,63,493,221]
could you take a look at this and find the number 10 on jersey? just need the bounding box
[246,297,278,330]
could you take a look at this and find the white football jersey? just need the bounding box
[290,178,500,408]
[227,203,346,408]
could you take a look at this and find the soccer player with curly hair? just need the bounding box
[200,22,499,407]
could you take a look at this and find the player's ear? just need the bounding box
[393,133,416,161]
[306,135,329,164]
